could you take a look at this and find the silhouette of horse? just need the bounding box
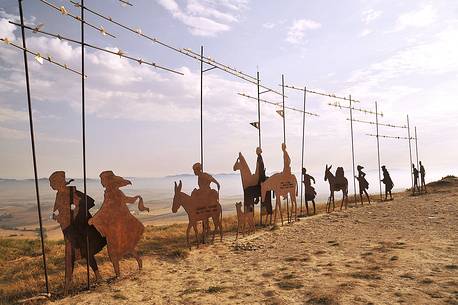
[261,172,297,225]
[324,164,348,212]
[172,180,223,249]
[233,153,273,223]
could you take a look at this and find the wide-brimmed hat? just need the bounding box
[381,165,386,169]
[100,170,131,188]
[357,165,364,170]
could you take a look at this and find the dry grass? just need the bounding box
[0,192,390,304]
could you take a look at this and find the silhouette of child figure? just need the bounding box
[420,161,427,193]
[356,165,370,205]
[381,165,394,200]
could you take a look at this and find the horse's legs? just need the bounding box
[312,200,316,214]
[341,191,345,210]
[87,254,102,282]
[193,223,199,248]
[131,249,142,270]
[286,197,290,223]
[110,255,121,278]
[273,198,278,224]
[305,200,309,216]
[186,223,192,249]
[278,197,283,226]
[359,192,363,205]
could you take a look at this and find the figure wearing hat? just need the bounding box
[89,171,149,277]
[302,167,317,214]
[381,165,394,200]
[191,162,220,200]
[49,171,106,294]
[355,165,370,205]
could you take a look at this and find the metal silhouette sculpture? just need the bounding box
[172,180,223,249]
[50,171,106,295]
[260,144,298,225]
[89,171,148,277]
[302,168,316,215]
[420,161,427,193]
[355,165,371,205]
[412,164,420,195]
[381,165,394,200]
[233,149,273,224]
[324,165,349,212]
[235,201,255,239]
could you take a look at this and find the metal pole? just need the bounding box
[200,46,204,170]
[375,101,382,201]
[257,71,262,226]
[18,0,49,295]
[414,127,419,170]
[349,95,357,205]
[281,74,289,222]
[257,71,261,148]
[300,86,306,216]
[80,0,90,290]
[407,115,414,194]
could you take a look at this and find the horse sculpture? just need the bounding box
[172,180,223,249]
[233,152,273,224]
[324,164,348,212]
[261,172,298,225]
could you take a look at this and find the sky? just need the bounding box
[0,0,457,190]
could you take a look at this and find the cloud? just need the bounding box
[0,107,27,122]
[262,22,276,29]
[361,9,382,25]
[156,0,247,37]
[394,4,437,31]
[285,19,321,44]
[0,126,79,143]
[360,29,372,37]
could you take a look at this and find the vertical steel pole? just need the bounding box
[407,115,414,194]
[414,127,419,170]
[300,87,306,216]
[256,71,261,149]
[200,46,204,170]
[257,71,262,226]
[375,101,382,201]
[349,95,357,205]
[281,74,289,222]
[80,0,90,289]
[18,0,49,295]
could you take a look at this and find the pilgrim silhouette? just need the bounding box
[420,161,427,193]
[302,167,317,215]
[49,171,106,294]
[412,164,420,194]
[355,165,370,205]
[381,165,394,200]
[89,171,148,277]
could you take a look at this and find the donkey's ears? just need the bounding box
[174,181,177,191]
[178,180,182,190]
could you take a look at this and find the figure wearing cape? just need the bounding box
[50,171,106,294]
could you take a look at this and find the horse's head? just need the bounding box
[233,152,243,172]
[324,164,332,181]
[172,180,183,213]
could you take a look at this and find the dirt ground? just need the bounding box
[49,182,458,305]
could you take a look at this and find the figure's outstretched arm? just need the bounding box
[311,176,316,184]
[211,177,221,190]
[124,194,140,204]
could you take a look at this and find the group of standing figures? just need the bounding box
[49,170,149,294]
[48,146,427,294]
[412,162,427,195]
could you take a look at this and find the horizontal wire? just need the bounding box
[238,93,319,117]
[117,0,133,7]
[38,0,116,38]
[366,133,415,140]
[1,37,84,76]
[346,118,407,129]
[282,84,361,103]
[10,21,183,75]
[328,102,382,116]
[69,0,284,96]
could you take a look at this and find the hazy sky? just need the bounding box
[0,0,457,188]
